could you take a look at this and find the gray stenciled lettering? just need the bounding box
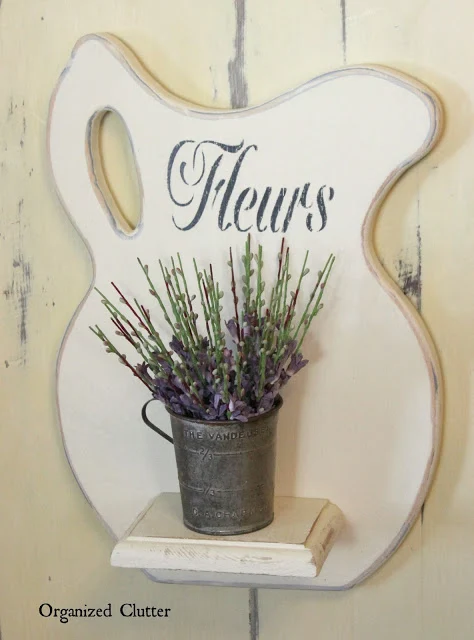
[167,139,335,233]
[184,430,204,439]
[191,506,266,519]
[187,426,271,440]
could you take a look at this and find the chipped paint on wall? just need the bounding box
[2,200,32,364]
[248,588,259,640]
[228,0,248,109]
[1,97,33,366]
[396,222,422,312]
[340,0,347,64]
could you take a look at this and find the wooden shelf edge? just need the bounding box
[111,494,344,579]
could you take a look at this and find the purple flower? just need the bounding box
[95,239,333,423]
[287,352,308,377]
[225,319,240,343]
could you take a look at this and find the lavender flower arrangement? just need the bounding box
[91,236,335,422]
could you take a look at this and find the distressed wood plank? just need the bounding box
[0,2,249,639]
[348,1,474,638]
[260,590,354,640]
[256,0,464,638]
[2,0,474,638]
[353,523,423,639]
[244,0,344,105]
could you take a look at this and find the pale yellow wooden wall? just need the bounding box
[1,1,473,639]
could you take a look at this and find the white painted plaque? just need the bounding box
[48,33,443,589]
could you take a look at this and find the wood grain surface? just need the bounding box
[1,1,472,638]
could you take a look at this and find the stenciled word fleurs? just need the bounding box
[91,236,335,422]
[168,140,335,234]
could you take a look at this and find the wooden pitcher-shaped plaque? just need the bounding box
[48,33,442,589]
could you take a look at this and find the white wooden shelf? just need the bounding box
[111,493,344,579]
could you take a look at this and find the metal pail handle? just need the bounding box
[141,399,174,444]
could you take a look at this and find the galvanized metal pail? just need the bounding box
[142,397,282,535]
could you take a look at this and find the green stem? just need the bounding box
[90,325,154,392]
[292,254,333,343]
[137,258,176,337]
[193,259,214,349]
[177,253,200,344]
[295,255,335,352]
